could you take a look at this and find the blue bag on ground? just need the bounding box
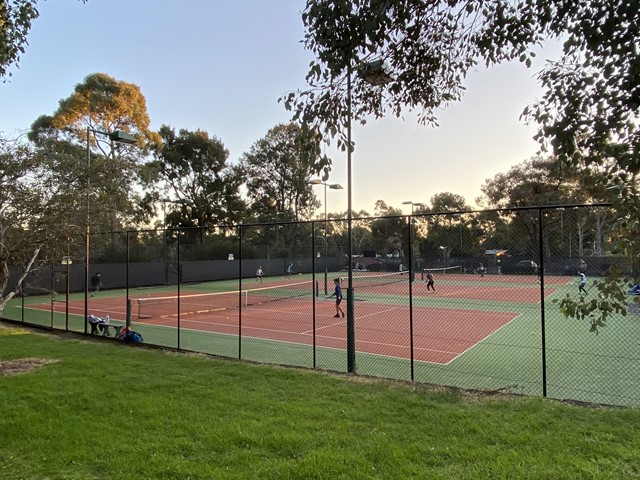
[123,330,143,343]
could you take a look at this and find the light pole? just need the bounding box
[402,200,425,215]
[84,127,136,331]
[402,201,425,279]
[439,245,450,269]
[308,179,343,294]
[556,207,565,256]
[452,212,465,255]
[162,199,187,285]
[275,211,286,246]
[346,59,393,372]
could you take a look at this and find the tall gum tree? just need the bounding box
[0,136,77,312]
[241,122,330,221]
[29,72,161,232]
[151,125,245,229]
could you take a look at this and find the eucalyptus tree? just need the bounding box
[422,192,476,257]
[287,1,640,191]
[0,136,79,312]
[151,125,245,229]
[28,72,160,231]
[369,200,405,256]
[241,122,330,221]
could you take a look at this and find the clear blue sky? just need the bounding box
[0,0,554,215]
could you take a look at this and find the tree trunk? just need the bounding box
[0,245,42,313]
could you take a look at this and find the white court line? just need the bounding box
[38,297,525,367]
[24,304,127,322]
[437,312,523,366]
[303,317,346,335]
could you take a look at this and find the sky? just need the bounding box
[0,0,556,216]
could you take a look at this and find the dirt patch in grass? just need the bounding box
[0,358,57,377]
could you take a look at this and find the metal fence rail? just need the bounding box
[3,204,639,407]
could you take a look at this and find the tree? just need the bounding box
[421,192,478,257]
[241,123,330,221]
[290,1,639,186]
[29,72,160,231]
[0,1,88,80]
[480,156,591,210]
[0,136,78,312]
[480,157,568,256]
[282,1,479,150]
[370,200,405,256]
[290,1,640,330]
[429,192,469,214]
[479,156,617,258]
[476,2,640,180]
[150,126,244,229]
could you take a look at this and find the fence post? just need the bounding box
[408,215,415,382]
[126,230,130,325]
[50,263,54,329]
[126,299,132,330]
[312,222,317,369]
[66,237,70,331]
[538,208,548,397]
[177,229,181,351]
[238,225,243,360]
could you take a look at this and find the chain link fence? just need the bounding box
[3,205,639,406]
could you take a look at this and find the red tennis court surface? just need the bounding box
[348,274,569,303]
[30,294,519,364]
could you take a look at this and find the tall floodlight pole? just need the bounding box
[402,201,425,279]
[84,127,136,332]
[346,62,356,372]
[308,179,343,294]
[162,199,187,285]
[84,127,91,333]
[402,200,425,216]
[345,58,393,373]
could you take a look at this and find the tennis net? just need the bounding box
[421,265,463,278]
[136,280,313,319]
[339,271,410,290]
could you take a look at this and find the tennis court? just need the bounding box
[25,271,534,365]
[12,266,640,406]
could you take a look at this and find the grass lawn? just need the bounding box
[1,321,639,479]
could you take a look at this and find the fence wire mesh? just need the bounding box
[3,205,640,406]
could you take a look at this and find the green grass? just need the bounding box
[1,323,640,479]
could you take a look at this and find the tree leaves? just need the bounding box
[293,0,640,331]
[0,1,87,80]
[151,126,244,228]
[0,0,39,80]
[554,271,632,333]
[240,123,329,221]
[283,0,480,147]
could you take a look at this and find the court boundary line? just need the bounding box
[440,312,524,365]
[23,295,536,366]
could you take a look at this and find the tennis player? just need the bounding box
[578,270,587,294]
[425,270,435,292]
[256,266,264,283]
[329,278,345,318]
[90,272,102,297]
